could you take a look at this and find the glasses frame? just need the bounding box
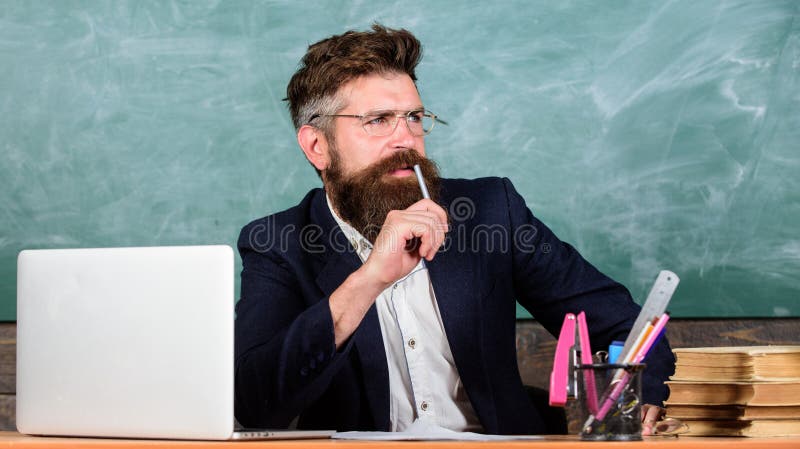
[309,109,438,137]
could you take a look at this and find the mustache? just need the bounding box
[356,150,432,181]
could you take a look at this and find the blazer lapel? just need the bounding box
[426,193,499,432]
[310,192,391,431]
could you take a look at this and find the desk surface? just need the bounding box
[0,432,798,449]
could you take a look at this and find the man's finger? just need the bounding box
[406,199,448,227]
[640,404,663,436]
[405,237,421,253]
[396,215,445,257]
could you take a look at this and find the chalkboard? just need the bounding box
[2,1,798,320]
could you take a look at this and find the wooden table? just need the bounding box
[0,432,798,448]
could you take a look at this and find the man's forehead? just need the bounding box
[336,72,422,112]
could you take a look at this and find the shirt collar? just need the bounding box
[326,194,373,262]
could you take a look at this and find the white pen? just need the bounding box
[413,164,430,199]
[410,164,431,260]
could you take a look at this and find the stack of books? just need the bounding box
[665,346,800,437]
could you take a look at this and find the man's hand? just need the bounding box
[362,198,449,287]
[328,199,448,348]
[641,404,665,436]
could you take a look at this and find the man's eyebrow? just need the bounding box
[364,106,425,115]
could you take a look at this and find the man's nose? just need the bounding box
[388,116,417,148]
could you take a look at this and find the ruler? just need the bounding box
[618,270,680,362]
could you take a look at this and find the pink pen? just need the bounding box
[586,314,670,425]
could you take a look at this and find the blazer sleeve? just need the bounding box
[233,221,355,428]
[501,177,675,405]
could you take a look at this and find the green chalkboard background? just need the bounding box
[2,1,798,321]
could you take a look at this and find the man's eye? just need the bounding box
[365,115,389,126]
[407,111,424,123]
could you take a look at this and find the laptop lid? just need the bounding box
[16,245,236,440]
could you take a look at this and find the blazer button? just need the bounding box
[300,367,309,376]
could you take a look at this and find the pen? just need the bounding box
[632,313,670,365]
[610,320,655,384]
[407,164,429,255]
[584,313,671,427]
[606,317,657,387]
[413,164,430,199]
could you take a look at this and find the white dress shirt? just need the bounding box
[327,196,483,432]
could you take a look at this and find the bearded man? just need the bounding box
[234,24,674,435]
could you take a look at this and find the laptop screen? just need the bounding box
[16,245,236,440]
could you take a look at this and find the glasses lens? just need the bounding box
[361,111,435,136]
[360,113,394,136]
[406,111,435,136]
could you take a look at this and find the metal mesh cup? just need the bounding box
[577,363,645,441]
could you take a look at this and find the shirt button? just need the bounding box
[420,401,429,411]
[408,338,416,349]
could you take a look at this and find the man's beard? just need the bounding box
[325,147,442,244]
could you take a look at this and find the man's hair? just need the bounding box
[286,24,423,133]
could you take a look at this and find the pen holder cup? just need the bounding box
[577,363,645,441]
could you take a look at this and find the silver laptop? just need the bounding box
[16,245,332,440]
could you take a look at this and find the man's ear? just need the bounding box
[297,125,330,172]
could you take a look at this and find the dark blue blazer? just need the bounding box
[234,177,674,434]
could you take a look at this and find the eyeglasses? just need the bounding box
[310,109,438,136]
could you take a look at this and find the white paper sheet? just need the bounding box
[332,419,543,441]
